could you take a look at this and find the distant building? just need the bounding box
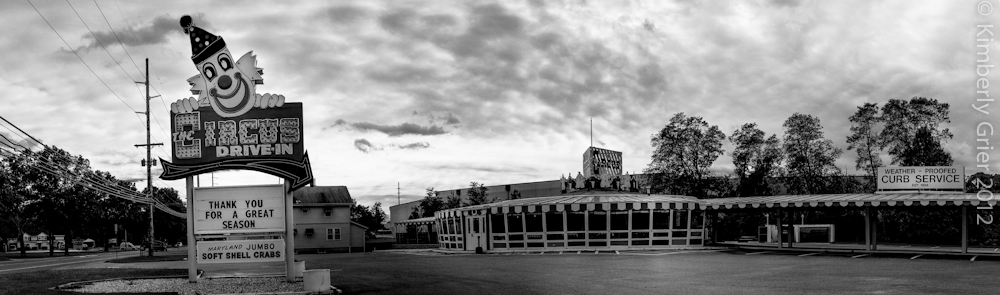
[5,232,67,251]
[292,186,367,253]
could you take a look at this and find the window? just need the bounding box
[588,210,607,231]
[305,228,315,236]
[473,218,480,234]
[673,210,689,230]
[610,210,628,231]
[546,211,563,231]
[491,214,506,233]
[525,213,543,232]
[653,209,670,229]
[691,210,704,229]
[327,228,341,240]
[324,208,332,217]
[632,209,650,230]
[507,213,523,233]
[567,211,585,231]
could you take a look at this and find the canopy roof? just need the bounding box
[702,193,989,209]
[433,192,991,218]
[396,216,436,225]
[436,193,700,218]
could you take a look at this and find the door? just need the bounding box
[468,216,486,251]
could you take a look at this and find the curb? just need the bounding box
[54,273,342,295]
[52,273,198,291]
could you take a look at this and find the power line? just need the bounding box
[0,115,185,218]
[111,0,172,117]
[92,0,142,82]
[28,0,144,127]
[66,0,171,142]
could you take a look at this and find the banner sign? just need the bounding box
[160,16,312,192]
[876,166,965,190]
[194,185,284,234]
[197,239,284,264]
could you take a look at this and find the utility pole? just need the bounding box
[397,182,400,205]
[135,59,163,257]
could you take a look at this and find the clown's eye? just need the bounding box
[219,57,232,71]
[203,65,216,81]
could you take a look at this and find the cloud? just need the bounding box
[396,142,430,150]
[334,120,448,137]
[81,14,205,50]
[354,138,380,153]
[353,139,430,153]
[325,5,369,25]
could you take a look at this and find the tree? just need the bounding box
[782,113,842,194]
[846,103,883,180]
[729,123,782,197]
[465,182,492,206]
[510,189,522,200]
[444,192,461,209]
[899,127,953,166]
[880,97,952,165]
[645,113,726,197]
[415,187,444,218]
[350,200,386,235]
[143,186,187,246]
[0,151,34,257]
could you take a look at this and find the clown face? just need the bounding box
[198,48,256,118]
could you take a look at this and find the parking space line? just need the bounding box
[745,251,770,255]
[594,251,599,254]
[559,251,563,255]
[910,254,923,260]
[930,246,940,249]
[797,253,819,257]
[577,251,581,254]
[615,251,620,255]
[971,256,978,262]
[851,254,868,258]
[540,252,545,254]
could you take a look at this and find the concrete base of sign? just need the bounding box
[294,260,305,278]
[303,269,331,292]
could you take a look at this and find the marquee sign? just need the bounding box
[159,15,312,191]
[197,239,284,264]
[583,147,623,177]
[876,166,965,190]
[193,185,284,234]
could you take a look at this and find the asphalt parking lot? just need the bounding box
[295,249,1000,295]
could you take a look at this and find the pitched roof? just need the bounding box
[293,186,352,204]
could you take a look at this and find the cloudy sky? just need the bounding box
[0,0,993,218]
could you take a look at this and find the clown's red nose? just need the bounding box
[218,75,232,90]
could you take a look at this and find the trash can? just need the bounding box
[293,260,305,278]
[303,269,330,292]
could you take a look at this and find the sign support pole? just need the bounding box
[186,176,197,283]
[285,180,295,283]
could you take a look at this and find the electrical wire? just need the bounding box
[27,0,144,128]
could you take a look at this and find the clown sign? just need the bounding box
[160,15,313,191]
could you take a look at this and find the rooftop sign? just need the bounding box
[876,166,965,190]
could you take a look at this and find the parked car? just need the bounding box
[142,240,168,252]
[119,242,139,251]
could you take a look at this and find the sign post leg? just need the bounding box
[285,181,296,283]
[186,176,197,283]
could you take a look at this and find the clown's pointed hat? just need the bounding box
[180,15,226,64]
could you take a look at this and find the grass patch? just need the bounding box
[0,251,103,259]
[0,268,185,295]
[106,254,186,263]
